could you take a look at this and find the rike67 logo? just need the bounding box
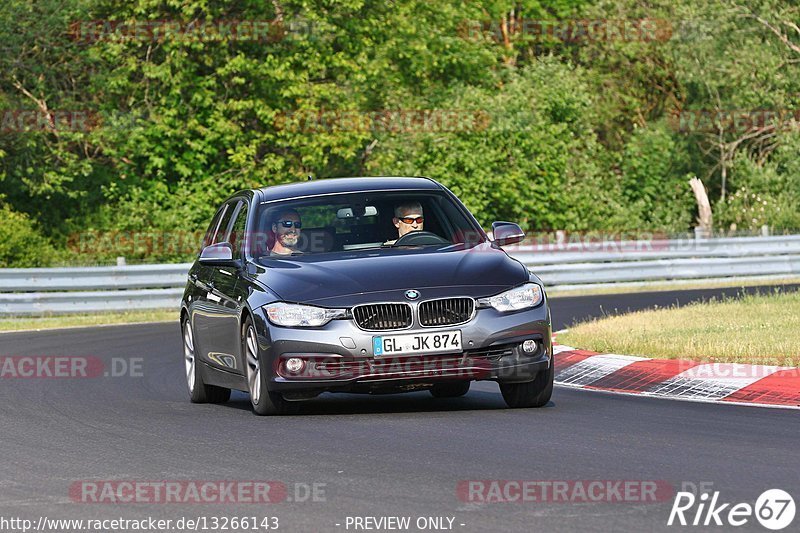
[668,488,795,530]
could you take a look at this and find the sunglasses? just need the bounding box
[398,216,424,224]
[277,220,302,229]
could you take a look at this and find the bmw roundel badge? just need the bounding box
[405,290,420,300]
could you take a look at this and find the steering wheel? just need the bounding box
[393,230,450,246]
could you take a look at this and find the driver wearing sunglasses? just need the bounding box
[385,201,424,245]
[270,208,303,256]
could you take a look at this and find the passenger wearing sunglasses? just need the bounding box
[385,201,424,245]
[270,208,303,256]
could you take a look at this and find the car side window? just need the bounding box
[229,201,248,260]
[203,205,227,248]
[212,201,238,245]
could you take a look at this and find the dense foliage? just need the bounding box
[1,0,798,265]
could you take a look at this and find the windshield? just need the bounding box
[251,190,486,257]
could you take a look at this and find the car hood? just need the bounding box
[253,242,529,306]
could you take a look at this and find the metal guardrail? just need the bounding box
[511,235,800,265]
[0,264,191,316]
[0,235,798,315]
[512,235,800,286]
[0,288,185,315]
[0,264,192,292]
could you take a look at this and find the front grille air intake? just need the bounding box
[352,303,412,331]
[418,298,475,327]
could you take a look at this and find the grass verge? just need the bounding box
[0,309,176,333]
[558,290,800,366]
[547,277,800,298]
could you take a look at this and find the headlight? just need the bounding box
[265,302,347,327]
[477,283,543,312]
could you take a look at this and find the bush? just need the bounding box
[0,203,57,267]
[619,121,696,232]
[715,133,800,233]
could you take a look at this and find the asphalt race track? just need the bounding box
[1,286,798,532]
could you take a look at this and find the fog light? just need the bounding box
[522,340,538,353]
[285,357,306,373]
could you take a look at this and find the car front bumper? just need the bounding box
[251,304,552,394]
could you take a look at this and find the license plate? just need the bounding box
[373,330,462,356]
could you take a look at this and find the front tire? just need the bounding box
[499,360,554,408]
[182,317,230,404]
[243,317,297,416]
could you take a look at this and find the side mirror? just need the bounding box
[199,242,239,267]
[492,221,525,246]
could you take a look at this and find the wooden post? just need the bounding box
[689,176,712,238]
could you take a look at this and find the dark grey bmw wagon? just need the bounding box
[180,177,553,415]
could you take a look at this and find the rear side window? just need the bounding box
[212,201,238,245]
[229,201,249,260]
[203,205,227,248]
